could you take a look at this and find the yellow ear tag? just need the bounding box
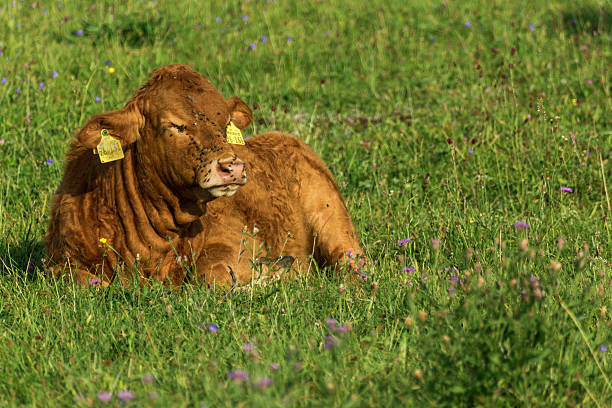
[226,121,245,145]
[94,129,124,163]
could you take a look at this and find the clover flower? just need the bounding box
[88,278,99,285]
[227,370,249,381]
[97,392,112,402]
[560,187,573,193]
[403,266,416,273]
[256,377,272,389]
[513,220,530,229]
[324,334,338,349]
[117,390,134,402]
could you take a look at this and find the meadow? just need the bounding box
[0,0,611,406]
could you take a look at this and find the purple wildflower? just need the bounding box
[45,159,53,165]
[269,363,280,371]
[468,149,473,155]
[227,370,249,382]
[513,220,530,229]
[1,77,6,84]
[600,344,607,353]
[449,274,459,284]
[75,29,83,36]
[287,36,292,42]
[560,187,573,193]
[326,318,338,330]
[242,14,248,21]
[88,278,99,284]
[403,266,416,273]
[39,82,44,89]
[215,17,221,22]
[465,21,471,27]
[261,36,267,43]
[97,392,112,402]
[117,390,134,402]
[104,60,111,66]
[242,343,255,351]
[200,322,219,333]
[360,273,367,279]
[335,324,350,333]
[249,43,256,50]
[324,334,338,349]
[0,139,5,144]
[529,24,535,31]
[141,373,154,384]
[398,237,411,246]
[95,96,101,102]
[52,71,58,78]
[16,87,20,94]
[256,377,273,389]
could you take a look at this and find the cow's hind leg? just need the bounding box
[298,150,363,271]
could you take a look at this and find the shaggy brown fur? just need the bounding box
[45,64,362,287]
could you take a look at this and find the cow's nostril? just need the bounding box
[216,157,245,182]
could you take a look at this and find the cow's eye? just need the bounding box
[169,122,187,134]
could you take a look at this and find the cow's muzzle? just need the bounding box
[200,155,247,198]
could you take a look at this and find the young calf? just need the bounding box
[45,64,362,287]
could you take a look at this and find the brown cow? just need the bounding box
[45,64,362,287]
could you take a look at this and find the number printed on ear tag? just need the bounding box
[94,129,124,163]
[226,121,245,145]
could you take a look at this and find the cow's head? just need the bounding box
[76,64,253,202]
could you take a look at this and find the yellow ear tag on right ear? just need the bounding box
[95,129,124,163]
[226,121,245,145]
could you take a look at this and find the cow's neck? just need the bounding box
[111,148,204,258]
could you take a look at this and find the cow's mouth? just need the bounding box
[205,182,244,198]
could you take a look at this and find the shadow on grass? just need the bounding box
[0,239,44,280]
[555,3,612,35]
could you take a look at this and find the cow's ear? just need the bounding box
[226,96,253,129]
[77,105,143,149]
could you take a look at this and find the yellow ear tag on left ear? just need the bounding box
[226,121,245,145]
[94,129,124,163]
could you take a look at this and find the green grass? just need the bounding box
[0,0,611,406]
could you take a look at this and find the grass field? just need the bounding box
[0,0,611,406]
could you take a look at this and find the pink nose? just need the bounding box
[217,157,246,183]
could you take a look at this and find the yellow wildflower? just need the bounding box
[108,67,115,74]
